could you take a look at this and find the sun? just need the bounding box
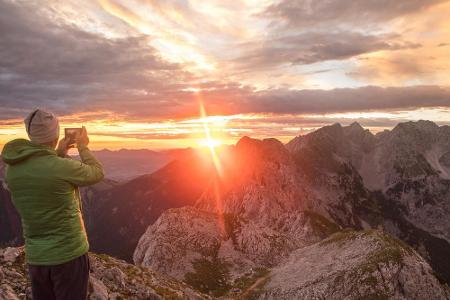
[197,99,224,176]
[196,96,227,234]
[198,137,222,148]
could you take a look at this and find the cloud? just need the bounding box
[248,85,450,115]
[234,31,420,69]
[346,2,450,85]
[263,0,447,28]
[232,0,449,79]
[0,0,190,119]
[0,0,449,126]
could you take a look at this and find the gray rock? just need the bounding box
[102,266,125,288]
[260,231,449,300]
[2,247,21,263]
[0,247,210,300]
[0,284,20,300]
[134,129,450,297]
[89,276,108,300]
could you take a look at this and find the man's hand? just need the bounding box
[76,126,90,148]
[56,137,74,157]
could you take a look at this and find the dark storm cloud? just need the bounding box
[264,0,447,27]
[235,31,420,69]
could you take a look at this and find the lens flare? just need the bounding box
[197,94,226,234]
[199,100,224,177]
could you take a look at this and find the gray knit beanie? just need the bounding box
[24,109,60,144]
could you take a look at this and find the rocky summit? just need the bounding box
[260,230,449,299]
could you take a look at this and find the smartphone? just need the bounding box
[65,128,82,145]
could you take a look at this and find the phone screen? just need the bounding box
[65,128,82,144]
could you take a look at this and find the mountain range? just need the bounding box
[76,148,190,181]
[1,120,450,299]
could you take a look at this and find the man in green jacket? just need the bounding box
[1,109,104,300]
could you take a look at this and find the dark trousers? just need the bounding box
[28,254,90,300]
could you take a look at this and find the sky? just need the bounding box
[0,0,450,150]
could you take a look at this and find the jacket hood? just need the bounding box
[1,139,56,165]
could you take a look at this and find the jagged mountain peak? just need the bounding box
[396,119,439,129]
[286,122,375,155]
[349,121,363,128]
[235,136,290,165]
[236,136,285,152]
[314,122,343,136]
[379,120,445,171]
[390,120,440,140]
[344,121,372,137]
[285,123,344,153]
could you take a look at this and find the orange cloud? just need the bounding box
[350,1,450,85]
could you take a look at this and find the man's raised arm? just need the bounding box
[59,126,104,186]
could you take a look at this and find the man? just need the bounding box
[1,109,104,300]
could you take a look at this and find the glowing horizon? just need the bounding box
[0,1,449,150]
[0,107,450,150]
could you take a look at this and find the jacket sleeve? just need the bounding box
[59,145,104,186]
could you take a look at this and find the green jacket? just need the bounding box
[1,139,104,265]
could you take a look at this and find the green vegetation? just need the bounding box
[91,253,189,299]
[233,268,270,300]
[233,267,269,291]
[184,256,231,297]
[319,229,362,246]
[240,275,270,300]
[151,286,180,300]
[443,284,450,297]
[222,213,240,243]
[328,230,415,298]
[304,210,340,237]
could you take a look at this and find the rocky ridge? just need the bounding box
[0,247,209,300]
[287,121,450,283]
[133,121,450,297]
[260,230,450,299]
[133,138,337,291]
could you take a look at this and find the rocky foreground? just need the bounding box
[2,230,450,299]
[0,247,208,300]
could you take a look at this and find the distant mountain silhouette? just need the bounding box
[81,148,184,181]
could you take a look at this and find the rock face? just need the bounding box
[133,138,341,296]
[287,121,450,238]
[134,121,450,297]
[0,247,208,300]
[260,230,449,299]
[287,121,450,283]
